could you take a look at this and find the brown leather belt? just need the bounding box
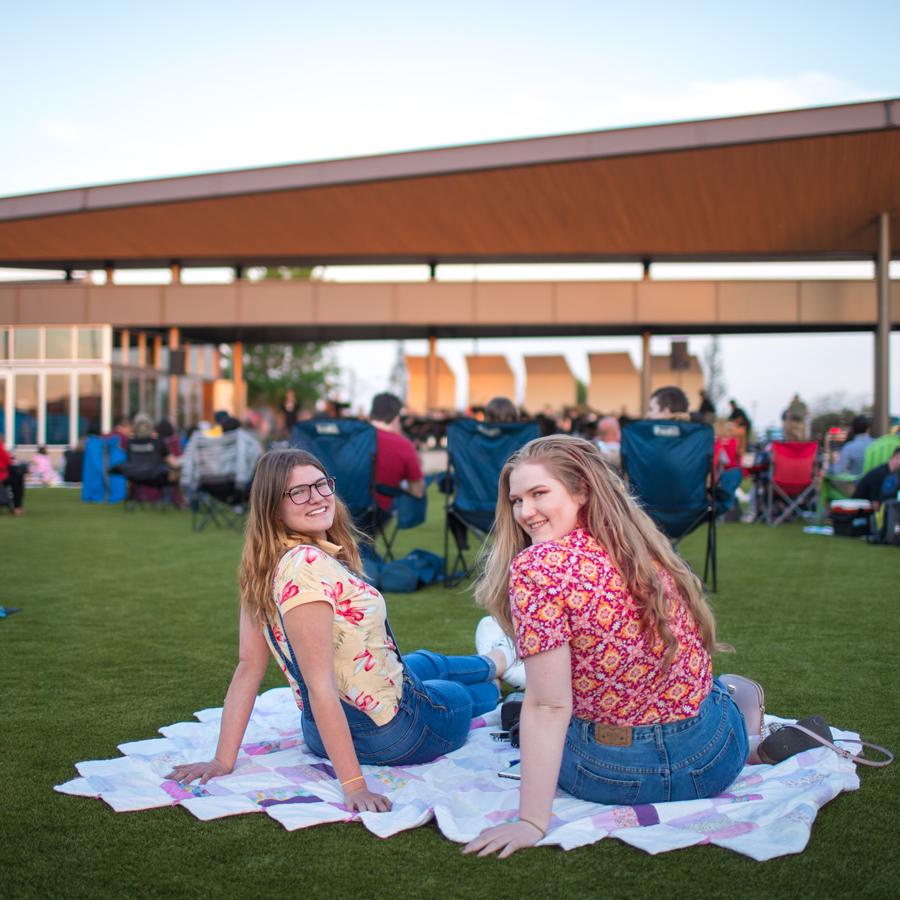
[594,723,632,747]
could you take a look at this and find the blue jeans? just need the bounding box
[301,650,500,766]
[558,679,748,805]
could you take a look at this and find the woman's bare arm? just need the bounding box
[167,607,269,783]
[283,601,391,812]
[464,643,572,857]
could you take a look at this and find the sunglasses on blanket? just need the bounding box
[282,477,337,505]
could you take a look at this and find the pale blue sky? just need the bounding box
[1,2,898,426]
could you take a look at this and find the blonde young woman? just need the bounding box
[464,435,747,858]
[168,449,506,812]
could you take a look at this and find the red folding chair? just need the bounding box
[766,441,819,526]
[714,436,740,475]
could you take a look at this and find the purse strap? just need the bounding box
[782,722,894,768]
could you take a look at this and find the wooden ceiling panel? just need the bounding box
[0,124,898,266]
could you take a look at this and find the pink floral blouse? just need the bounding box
[510,528,712,725]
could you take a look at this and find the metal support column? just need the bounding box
[120,329,130,418]
[168,327,180,424]
[874,212,891,436]
[233,340,245,417]
[640,331,652,415]
[427,334,437,412]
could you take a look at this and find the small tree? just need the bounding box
[575,378,587,406]
[221,343,339,408]
[808,391,869,441]
[702,336,727,409]
[263,266,316,280]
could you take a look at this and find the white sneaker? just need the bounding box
[475,615,527,689]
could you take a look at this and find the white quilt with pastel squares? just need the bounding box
[55,687,862,861]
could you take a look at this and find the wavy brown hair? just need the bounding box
[474,434,728,668]
[239,449,364,625]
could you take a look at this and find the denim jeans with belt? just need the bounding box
[558,678,748,805]
[270,624,500,766]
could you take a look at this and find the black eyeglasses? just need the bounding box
[282,477,337,506]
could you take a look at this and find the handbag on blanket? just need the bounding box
[758,716,894,768]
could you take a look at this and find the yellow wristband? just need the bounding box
[518,816,547,838]
[341,775,365,789]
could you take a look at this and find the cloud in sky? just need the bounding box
[1,69,881,197]
[38,119,82,146]
[609,72,874,125]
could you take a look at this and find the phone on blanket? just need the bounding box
[498,761,521,780]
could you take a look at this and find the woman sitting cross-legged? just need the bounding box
[168,449,505,812]
[465,435,747,857]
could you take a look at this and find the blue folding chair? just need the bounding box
[376,480,430,559]
[443,418,540,586]
[291,418,379,536]
[291,418,425,560]
[81,435,127,504]
[621,420,718,591]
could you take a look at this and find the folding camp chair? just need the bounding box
[863,433,900,473]
[291,416,380,532]
[81,435,127,504]
[181,430,260,532]
[621,420,718,591]
[292,418,425,561]
[118,435,174,511]
[764,440,819,527]
[375,483,428,561]
[443,418,540,586]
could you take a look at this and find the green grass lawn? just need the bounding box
[2,488,898,899]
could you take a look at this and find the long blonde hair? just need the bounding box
[239,449,364,625]
[474,434,728,667]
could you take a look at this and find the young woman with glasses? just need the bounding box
[168,449,507,812]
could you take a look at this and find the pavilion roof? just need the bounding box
[2,99,898,270]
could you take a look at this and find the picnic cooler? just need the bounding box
[829,499,873,538]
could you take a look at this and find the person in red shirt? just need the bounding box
[0,436,26,515]
[369,393,424,526]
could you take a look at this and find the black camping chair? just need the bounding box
[621,419,718,591]
[443,418,540,586]
[118,435,173,510]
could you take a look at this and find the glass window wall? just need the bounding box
[78,374,102,439]
[14,329,40,360]
[156,379,170,424]
[0,329,8,360]
[14,374,39,444]
[0,376,6,437]
[77,328,103,360]
[46,328,74,359]
[129,378,140,417]
[112,374,124,422]
[46,374,72,445]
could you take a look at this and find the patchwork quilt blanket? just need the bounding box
[55,688,861,861]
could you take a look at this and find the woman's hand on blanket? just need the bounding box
[343,787,392,813]
[166,758,233,785]
[463,821,542,858]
